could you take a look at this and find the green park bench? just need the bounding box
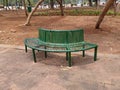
[24,28,98,67]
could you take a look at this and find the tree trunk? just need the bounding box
[95,0,98,7]
[56,0,64,16]
[95,0,114,29]
[113,0,117,16]
[95,0,100,8]
[25,0,44,26]
[27,0,32,6]
[81,0,84,6]
[88,0,92,6]
[3,0,5,7]
[116,2,120,12]
[5,0,10,10]
[22,0,28,17]
[97,0,100,9]
[50,0,54,9]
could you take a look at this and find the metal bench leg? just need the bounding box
[82,45,85,57]
[44,46,47,58]
[94,46,98,61]
[45,51,47,58]
[32,49,37,62]
[66,52,68,61]
[25,45,27,53]
[82,50,85,57]
[68,52,72,67]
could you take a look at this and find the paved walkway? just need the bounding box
[0,45,120,90]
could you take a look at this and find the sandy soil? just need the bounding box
[0,10,120,54]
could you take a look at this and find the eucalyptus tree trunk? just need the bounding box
[22,0,28,17]
[3,0,5,6]
[50,0,54,9]
[116,2,120,12]
[113,0,117,16]
[81,0,84,6]
[95,0,114,29]
[95,0,98,6]
[88,0,92,6]
[25,0,44,25]
[56,0,64,16]
[27,0,32,6]
[97,0,100,9]
[5,0,10,10]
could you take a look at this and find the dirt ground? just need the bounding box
[0,10,120,54]
[0,10,120,90]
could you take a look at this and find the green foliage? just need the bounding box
[107,10,114,15]
[33,8,102,16]
[33,8,120,16]
[66,9,101,16]
[107,10,120,16]
[34,10,61,16]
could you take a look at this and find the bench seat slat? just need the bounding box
[24,38,97,52]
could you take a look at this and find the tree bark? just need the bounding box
[25,0,44,26]
[97,0,100,9]
[95,0,114,29]
[5,0,10,10]
[22,0,28,17]
[56,0,64,16]
[50,0,54,9]
[116,2,120,12]
[88,0,92,6]
[95,0,98,7]
[27,0,32,6]
[113,0,117,16]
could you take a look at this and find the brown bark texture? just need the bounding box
[25,0,44,25]
[95,0,115,29]
[22,0,28,17]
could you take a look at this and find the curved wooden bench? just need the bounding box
[24,28,98,67]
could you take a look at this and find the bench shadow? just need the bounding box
[35,52,96,67]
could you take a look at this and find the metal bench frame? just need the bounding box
[24,28,98,67]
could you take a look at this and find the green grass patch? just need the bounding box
[33,8,120,16]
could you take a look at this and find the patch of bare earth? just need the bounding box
[0,11,120,55]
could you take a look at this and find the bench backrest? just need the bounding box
[39,28,84,44]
